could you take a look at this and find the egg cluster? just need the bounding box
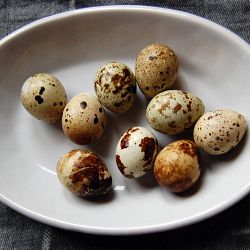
[20,43,247,198]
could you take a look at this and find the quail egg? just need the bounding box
[20,73,67,122]
[57,149,112,198]
[115,126,158,178]
[154,140,200,193]
[193,109,247,155]
[94,62,137,113]
[135,43,179,97]
[146,90,205,135]
[62,92,105,145]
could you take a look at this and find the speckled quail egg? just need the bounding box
[62,92,106,145]
[135,43,179,98]
[94,62,137,113]
[154,140,200,193]
[146,90,205,135]
[115,127,158,178]
[193,109,247,155]
[57,149,112,198]
[20,73,67,122]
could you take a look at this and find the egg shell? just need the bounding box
[94,62,137,113]
[62,92,106,145]
[135,43,179,98]
[154,140,200,193]
[57,149,112,198]
[20,73,67,122]
[146,90,205,135]
[193,109,247,155]
[115,126,158,178]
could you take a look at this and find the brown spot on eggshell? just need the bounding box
[116,155,125,175]
[158,100,170,115]
[139,137,156,165]
[120,127,140,149]
[173,103,182,113]
[178,141,198,158]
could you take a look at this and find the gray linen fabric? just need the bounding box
[0,0,250,249]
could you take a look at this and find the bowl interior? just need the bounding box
[0,7,249,234]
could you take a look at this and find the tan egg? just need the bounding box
[154,140,200,193]
[94,62,137,113]
[57,149,112,198]
[193,109,247,155]
[115,127,158,178]
[146,90,205,135]
[20,73,67,122]
[135,43,178,98]
[62,92,105,145]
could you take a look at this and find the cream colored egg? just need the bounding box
[193,109,247,155]
[57,149,112,197]
[135,43,178,97]
[146,90,205,135]
[115,127,158,178]
[154,140,200,193]
[20,73,67,122]
[94,62,137,113]
[62,93,106,145]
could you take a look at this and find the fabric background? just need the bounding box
[0,0,250,249]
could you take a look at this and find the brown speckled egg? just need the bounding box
[193,109,247,155]
[94,62,137,113]
[135,43,178,97]
[62,93,105,145]
[115,127,158,178]
[146,90,205,135]
[57,149,112,198]
[154,140,200,193]
[20,73,67,122]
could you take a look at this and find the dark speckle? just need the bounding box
[35,95,43,104]
[59,101,63,106]
[122,67,131,77]
[94,114,98,124]
[148,55,157,60]
[114,102,121,107]
[53,103,57,106]
[214,147,220,151]
[187,101,192,112]
[99,107,103,113]
[80,101,87,109]
[39,87,45,95]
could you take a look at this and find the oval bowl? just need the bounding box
[0,6,249,235]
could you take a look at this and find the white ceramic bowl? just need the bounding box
[0,6,249,235]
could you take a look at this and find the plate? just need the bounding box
[0,6,249,235]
